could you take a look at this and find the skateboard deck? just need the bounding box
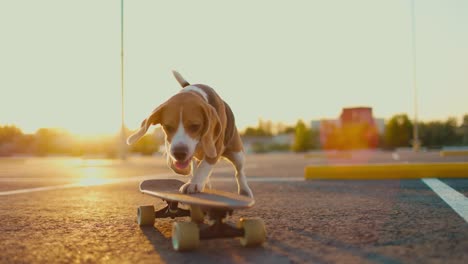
[139,179,254,209]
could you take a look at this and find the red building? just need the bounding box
[317,107,380,150]
[340,107,375,125]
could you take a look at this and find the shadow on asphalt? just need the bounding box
[291,228,402,264]
[140,223,291,263]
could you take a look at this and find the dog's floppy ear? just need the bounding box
[201,104,222,159]
[127,103,165,145]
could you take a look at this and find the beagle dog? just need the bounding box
[127,71,253,198]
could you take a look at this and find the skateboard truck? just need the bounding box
[199,209,244,240]
[154,201,190,219]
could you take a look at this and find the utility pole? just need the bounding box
[410,0,421,152]
[119,0,127,160]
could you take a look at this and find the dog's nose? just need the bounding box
[172,145,188,161]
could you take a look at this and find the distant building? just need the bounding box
[272,133,295,145]
[315,119,340,148]
[340,107,374,124]
[241,133,294,153]
[311,107,383,150]
[374,118,385,134]
[310,120,321,131]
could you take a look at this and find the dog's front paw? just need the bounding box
[179,182,204,194]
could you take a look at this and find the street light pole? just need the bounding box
[410,0,420,152]
[119,0,127,159]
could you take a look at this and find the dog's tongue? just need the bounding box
[175,160,190,169]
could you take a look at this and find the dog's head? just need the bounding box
[127,92,221,175]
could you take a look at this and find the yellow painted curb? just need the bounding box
[305,163,468,180]
[440,150,468,157]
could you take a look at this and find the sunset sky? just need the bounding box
[0,0,467,135]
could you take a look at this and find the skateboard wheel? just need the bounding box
[190,205,205,223]
[172,222,200,251]
[137,205,155,226]
[237,218,266,247]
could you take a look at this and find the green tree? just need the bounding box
[258,119,273,136]
[35,128,59,155]
[291,120,314,152]
[242,119,274,137]
[15,134,35,154]
[384,114,413,149]
[419,118,460,148]
[130,134,160,155]
[0,125,23,144]
[0,125,24,155]
[462,114,468,146]
[243,127,262,137]
[276,122,295,134]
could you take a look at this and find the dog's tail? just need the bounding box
[172,70,190,88]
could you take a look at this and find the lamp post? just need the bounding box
[410,0,421,152]
[119,0,127,160]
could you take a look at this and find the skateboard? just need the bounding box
[137,179,266,251]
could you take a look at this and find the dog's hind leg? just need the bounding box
[224,151,253,198]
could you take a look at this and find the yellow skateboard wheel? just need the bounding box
[137,205,155,226]
[237,218,266,247]
[172,222,200,251]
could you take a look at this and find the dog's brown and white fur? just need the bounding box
[127,71,253,198]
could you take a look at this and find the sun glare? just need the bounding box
[78,175,111,187]
[75,159,114,187]
[78,168,112,187]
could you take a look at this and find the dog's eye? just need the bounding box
[164,125,175,133]
[188,124,201,133]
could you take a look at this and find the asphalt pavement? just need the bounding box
[1,151,467,263]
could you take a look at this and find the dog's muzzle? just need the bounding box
[172,145,191,169]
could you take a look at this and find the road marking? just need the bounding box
[0,174,175,196]
[0,183,82,196]
[0,164,260,183]
[0,168,303,196]
[422,178,468,223]
[213,177,303,182]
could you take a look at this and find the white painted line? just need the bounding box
[0,164,302,196]
[213,177,303,182]
[422,178,468,223]
[0,183,79,196]
[0,178,71,182]
[0,176,302,196]
[0,164,259,183]
[0,174,176,196]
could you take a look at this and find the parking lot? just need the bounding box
[1,151,467,263]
